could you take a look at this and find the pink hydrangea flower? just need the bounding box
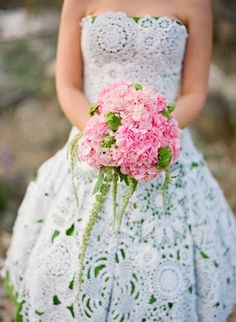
[78,81,181,181]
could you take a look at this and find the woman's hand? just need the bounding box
[55,0,90,131]
[172,0,213,129]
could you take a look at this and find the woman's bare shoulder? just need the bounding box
[60,0,94,19]
[180,0,212,17]
[175,0,212,29]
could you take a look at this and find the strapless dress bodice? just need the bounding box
[80,11,189,103]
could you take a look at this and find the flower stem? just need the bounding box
[112,169,118,229]
[77,168,112,292]
[115,177,137,235]
[162,169,171,211]
[67,131,83,207]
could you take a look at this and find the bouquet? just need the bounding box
[67,81,181,289]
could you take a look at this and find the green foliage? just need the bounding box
[156,147,172,169]
[0,179,11,212]
[132,16,141,23]
[131,83,143,91]
[116,167,129,185]
[66,223,75,236]
[53,295,61,305]
[67,304,75,318]
[88,103,100,116]
[200,250,209,259]
[52,230,60,242]
[93,167,105,194]
[1,34,57,98]
[115,176,138,234]
[105,112,122,131]
[2,271,25,322]
[2,271,18,303]
[162,102,175,119]
[149,294,157,304]
[68,278,74,290]
[78,167,113,289]
[35,310,44,316]
[94,264,106,278]
[67,130,83,207]
[161,169,171,211]
[101,134,116,148]
[161,109,171,119]
[91,16,97,23]
[112,170,118,229]
[2,42,44,89]
[167,102,175,113]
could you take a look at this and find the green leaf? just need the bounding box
[88,103,100,116]
[149,294,157,304]
[53,295,61,305]
[213,260,219,268]
[101,134,116,148]
[200,250,209,259]
[15,301,24,322]
[105,112,122,131]
[156,147,172,169]
[100,183,109,196]
[116,167,129,185]
[167,102,175,113]
[67,305,75,318]
[161,109,171,119]
[91,16,97,23]
[52,230,60,242]
[132,16,141,23]
[131,83,143,91]
[168,302,174,309]
[191,162,199,168]
[2,271,18,303]
[66,223,75,236]
[35,310,44,316]
[93,168,105,195]
[115,176,138,234]
[94,264,106,277]
[3,273,25,322]
[69,278,74,289]
[176,250,180,260]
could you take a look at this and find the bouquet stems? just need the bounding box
[78,167,113,289]
[112,170,118,229]
[114,176,138,235]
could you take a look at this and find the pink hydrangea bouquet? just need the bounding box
[67,81,182,287]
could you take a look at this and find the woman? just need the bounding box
[1,0,236,321]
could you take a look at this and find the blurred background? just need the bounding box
[0,0,236,321]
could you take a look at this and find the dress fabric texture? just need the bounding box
[1,11,236,322]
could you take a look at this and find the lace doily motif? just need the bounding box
[80,11,188,103]
[1,11,236,322]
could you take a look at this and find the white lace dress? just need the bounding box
[1,11,236,322]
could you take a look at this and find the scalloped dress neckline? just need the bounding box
[81,10,188,35]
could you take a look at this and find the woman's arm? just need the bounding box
[55,0,91,131]
[172,0,213,129]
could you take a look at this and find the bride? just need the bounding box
[1,0,236,321]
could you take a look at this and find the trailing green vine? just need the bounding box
[112,169,118,229]
[115,176,138,235]
[67,130,83,207]
[77,166,113,289]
